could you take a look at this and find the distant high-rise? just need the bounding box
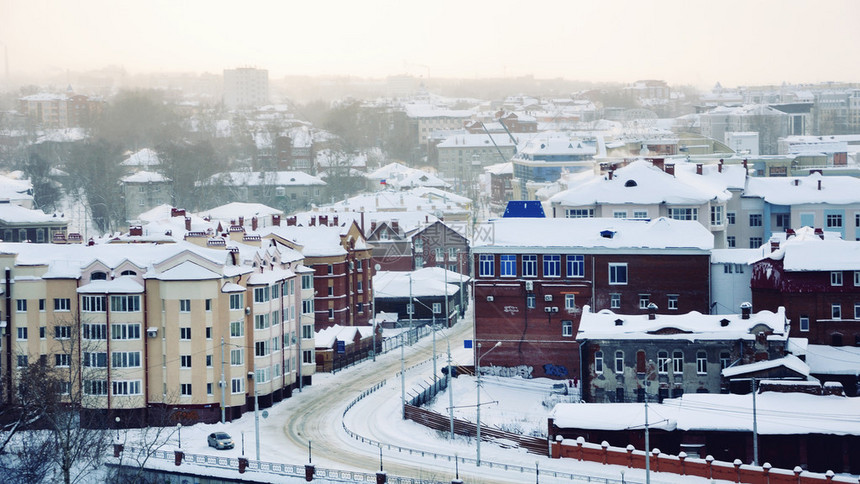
[223,67,269,109]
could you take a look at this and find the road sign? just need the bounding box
[464,339,473,349]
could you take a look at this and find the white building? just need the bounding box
[223,68,269,109]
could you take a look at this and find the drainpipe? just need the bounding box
[5,268,12,404]
[106,294,111,412]
[142,284,149,424]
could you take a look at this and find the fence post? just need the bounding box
[576,437,584,461]
[601,441,609,465]
[706,455,714,480]
[238,457,248,474]
[652,448,660,472]
[305,464,315,481]
[733,459,742,483]
[113,443,124,458]
[173,450,183,466]
[678,451,686,475]
[626,444,634,468]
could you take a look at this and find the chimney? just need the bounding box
[309,217,316,226]
[696,164,703,175]
[647,302,658,320]
[742,159,748,169]
[238,216,244,227]
[608,169,614,180]
[818,180,822,191]
[287,216,297,226]
[665,164,675,176]
[652,158,665,171]
[332,215,338,226]
[171,207,186,218]
[794,179,799,186]
[272,214,281,226]
[251,216,258,231]
[740,302,752,320]
[770,241,780,252]
[392,220,399,233]
[786,228,795,237]
[319,215,328,226]
[129,226,142,236]
[814,227,824,239]
[185,216,191,231]
[370,221,377,233]
[718,159,723,173]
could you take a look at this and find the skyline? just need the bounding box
[2,0,860,90]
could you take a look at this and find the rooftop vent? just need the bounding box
[625,180,637,187]
[614,319,624,326]
[600,230,616,239]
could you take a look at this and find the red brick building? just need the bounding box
[751,227,860,346]
[472,217,713,380]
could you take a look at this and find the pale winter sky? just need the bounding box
[2,0,859,88]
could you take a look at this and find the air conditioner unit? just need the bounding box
[552,307,559,313]
[544,307,552,313]
[486,296,494,302]
[524,281,534,291]
[146,327,158,338]
[544,295,553,302]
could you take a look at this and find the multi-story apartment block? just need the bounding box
[410,221,469,275]
[223,68,269,109]
[435,133,519,183]
[199,171,326,213]
[0,238,314,427]
[18,91,104,129]
[403,104,473,151]
[121,171,173,221]
[511,132,600,199]
[471,217,713,380]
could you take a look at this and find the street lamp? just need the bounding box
[176,423,182,449]
[372,264,381,362]
[476,341,501,466]
[115,416,120,440]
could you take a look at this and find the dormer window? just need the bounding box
[90,271,107,281]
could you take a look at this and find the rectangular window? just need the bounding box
[180,384,192,396]
[639,294,650,309]
[594,351,603,373]
[827,213,843,228]
[16,299,26,312]
[230,294,243,310]
[669,208,697,221]
[110,380,141,395]
[302,299,314,314]
[81,295,106,312]
[54,325,71,339]
[111,323,141,340]
[609,263,628,285]
[633,211,648,219]
[406,303,414,315]
[327,264,333,275]
[302,350,314,364]
[302,324,313,339]
[710,205,723,226]
[657,351,670,374]
[526,295,535,308]
[39,299,45,311]
[179,299,191,312]
[610,293,621,309]
[206,327,212,339]
[522,255,537,277]
[543,255,561,277]
[272,311,280,326]
[255,340,270,357]
[415,255,424,268]
[110,295,141,312]
[667,295,679,310]
[230,349,243,366]
[727,212,736,225]
[84,380,108,395]
[564,294,576,311]
[432,302,441,314]
[180,355,191,368]
[696,351,707,375]
[615,351,624,373]
[799,315,810,332]
[207,383,213,395]
[727,236,736,248]
[82,323,107,340]
[112,351,141,368]
[565,209,594,218]
[775,213,791,228]
[855,272,860,286]
[478,254,494,277]
[230,321,244,337]
[180,327,191,340]
[301,274,313,290]
[562,320,573,337]
[499,254,516,277]
[83,352,107,368]
[566,255,584,278]
[673,351,683,374]
[749,237,762,248]
[206,354,212,367]
[205,298,212,311]
[16,327,27,340]
[254,287,270,303]
[54,298,71,311]
[749,213,762,226]
[832,303,842,319]
[613,211,627,219]
[55,353,71,367]
[254,313,270,330]
[231,378,244,394]
[720,351,731,370]
[16,354,27,368]
[832,272,843,286]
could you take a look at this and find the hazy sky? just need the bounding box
[3,0,859,88]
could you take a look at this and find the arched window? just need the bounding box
[90,271,108,281]
[120,270,137,277]
[657,350,669,374]
[614,350,624,373]
[594,351,604,373]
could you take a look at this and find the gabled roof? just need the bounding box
[155,260,222,281]
[721,354,809,378]
[754,226,860,271]
[745,172,860,205]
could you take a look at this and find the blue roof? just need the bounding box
[503,201,546,218]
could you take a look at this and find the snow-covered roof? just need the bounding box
[122,148,161,167]
[258,225,347,257]
[322,190,469,216]
[404,104,473,119]
[754,226,860,271]
[0,204,63,224]
[373,270,460,298]
[154,260,222,281]
[366,163,450,189]
[577,305,787,342]
[710,248,761,264]
[436,133,519,149]
[315,324,374,348]
[745,172,860,205]
[77,276,144,294]
[199,203,284,222]
[203,171,325,187]
[484,162,513,176]
[552,392,860,435]
[721,354,808,378]
[472,217,714,252]
[121,170,170,183]
[292,210,438,237]
[802,344,860,376]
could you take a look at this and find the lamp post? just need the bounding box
[476,341,501,466]
[372,264,380,362]
[251,371,260,461]
[115,416,120,440]
[176,423,182,449]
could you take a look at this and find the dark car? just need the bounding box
[207,432,234,450]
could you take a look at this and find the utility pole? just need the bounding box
[448,338,454,439]
[752,377,759,466]
[220,338,226,423]
[400,336,405,419]
[645,391,650,484]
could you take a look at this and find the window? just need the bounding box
[81,296,105,312]
[667,295,678,310]
[669,208,697,221]
[180,355,191,368]
[254,287,270,303]
[39,299,45,311]
[432,302,441,314]
[696,351,707,374]
[406,303,414,315]
[448,247,457,260]
[831,272,843,286]
[54,325,71,339]
[90,271,107,281]
[16,355,27,368]
[727,236,736,248]
[112,351,141,368]
[206,327,212,338]
[615,351,624,373]
[855,271,860,286]
[255,367,271,383]
[206,355,212,367]
[672,350,683,374]
[478,254,494,277]
[205,299,212,311]
[610,293,621,309]
[710,206,723,226]
[719,351,731,370]
[111,323,141,340]
[301,274,313,290]
[564,294,576,311]
[328,308,334,319]
[327,264,333,275]
[499,255,516,277]
[657,351,669,374]
[302,299,314,314]
[633,211,648,219]
[562,320,573,337]
[543,255,561,277]
[230,349,243,366]
[609,263,627,285]
[357,280,363,292]
[613,211,627,219]
[522,255,537,277]
[83,352,107,368]
[775,213,791,228]
[179,299,191,312]
[230,321,244,337]
[230,294,243,310]
[856,304,860,320]
[84,380,108,395]
[749,237,762,248]
[827,213,843,228]
[799,315,810,332]
[181,384,192,396]
[231,378,244,394]
[255,313,270,330]
[749,213,762,226]
[415,255,424,268]
[16,299,26,312]
[594,351,604,373]
[39,326,45,339]
[110,295,140,312]
[727,212,736,225]
[434,247,444,262]
[82,324,107,340]
[302,349,314,364]
[54,298,71,311]
[180,327,191,340]
[55,353,71,367]
[302,325,313,339]
[832,303,842,319]
[16,326,28,340]
[639,294,650,309]
[566,255,584,278]
[255,340,270,357]
[565,209,594,218]
[526,295,535,308]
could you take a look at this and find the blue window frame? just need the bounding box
[500,255,516,277]
[543,255,561,277]
[567,255,584,278]
[479,254,494,277]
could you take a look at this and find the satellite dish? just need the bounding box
[262,410,269,419]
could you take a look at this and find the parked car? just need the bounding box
[551,383,569,395]
[207,432,234,450]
